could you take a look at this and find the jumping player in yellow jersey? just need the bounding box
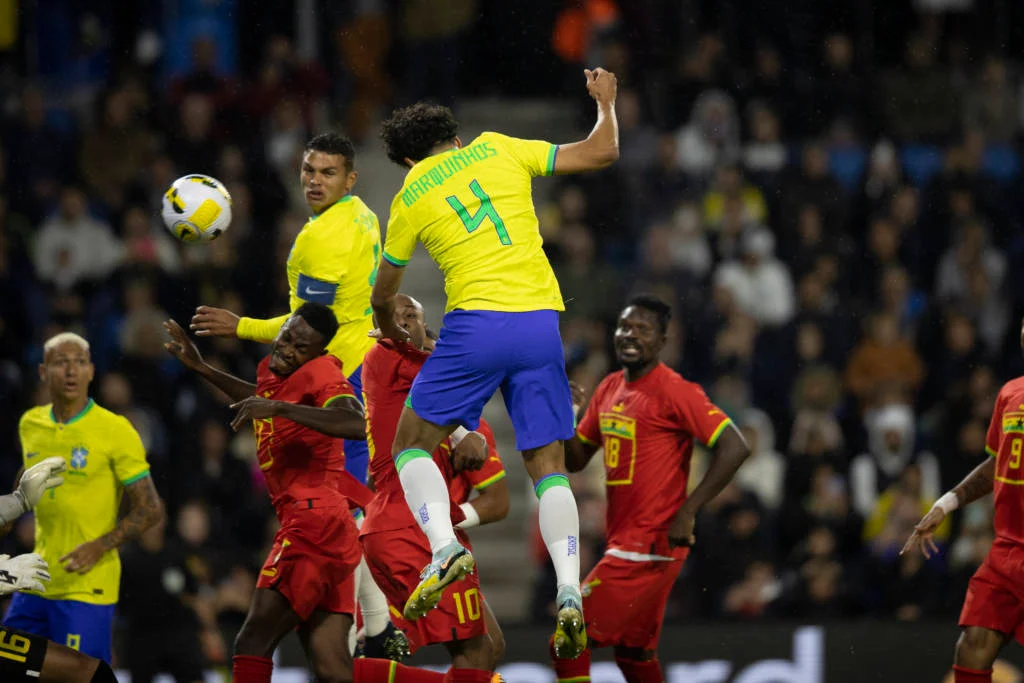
[188,132,408,660]
[5,332,165,663]
[370,67,619,667]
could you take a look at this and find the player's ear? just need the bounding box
[454,136,463,149]
[37,363,46,382]
[403,157,417,168]
[345,169,358,192]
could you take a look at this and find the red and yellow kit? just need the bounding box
[576,362,732,648]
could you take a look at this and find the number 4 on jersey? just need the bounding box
[447,180,511,246]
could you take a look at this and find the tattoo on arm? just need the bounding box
[954,457,996,507]
[99,476,165,550]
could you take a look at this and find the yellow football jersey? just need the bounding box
[237,194,381,374]
[18,400,151,604]
[382,132,564,313]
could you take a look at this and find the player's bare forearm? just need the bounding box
[275,400,366,440]
[471,479,510,525]
[565,437,598,473]
[98,477,165,551]
[953,456,996,507]
[193,362,257,403]
[682,426,750,513]
[370,261,406,339]
[554,68,619,173]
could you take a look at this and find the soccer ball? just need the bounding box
[161,174,232,242]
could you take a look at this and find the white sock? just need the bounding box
[356,556,390,638]
[396,450,457,554]
[536,475,581,592]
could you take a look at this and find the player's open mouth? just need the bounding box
[306,190,324,200]
[617,342,642,359]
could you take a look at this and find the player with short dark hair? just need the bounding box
[360,294,509,676]
[551,296,750,683]
[307,132,358,173]
[904,317,1024,683]
[370,67,620,671]
[165,305,439,683]
[188,130,406,658]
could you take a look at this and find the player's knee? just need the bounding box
[955,627,1002,667]
[90,660,117,683]
[234,623,274,658]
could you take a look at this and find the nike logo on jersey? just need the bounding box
[305,288,331,296]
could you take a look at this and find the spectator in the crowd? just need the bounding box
[675,89,741,178]
[714,227,796,327]
[879,32,959,140]
[554,223,621,323]
[120,517,226,683]
[845,312,925,410]
[735,409,785,511]
[851,405,941,519]
[79,87,154,212]
[3,85,71,221]
[742,103,788,189]
[962,55,1019,143]
[32,186,124,291]
[702,164,768,230]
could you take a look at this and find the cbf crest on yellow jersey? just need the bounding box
[18,399,151,604]
[382,132,564,313]
[236,195,381,374]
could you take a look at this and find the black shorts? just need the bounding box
[0,625,48,680]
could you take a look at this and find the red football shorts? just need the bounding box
[960,539,1024,644]
[258,504,362,621]
[581,552,687,650]
[360,526,485,651]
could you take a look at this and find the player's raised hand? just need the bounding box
[452,432,488,472]
[0,553,51,595]
[230,396,280,431]
[191,306,240,338]
[900,506,946,559]
[584,67,618,106]
[16,456,66,510]
[164,319,204,368]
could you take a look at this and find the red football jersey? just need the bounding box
[361,340,506,534]
[985,376,1024,546]
[254,354,358,512]
[577,363,732,558]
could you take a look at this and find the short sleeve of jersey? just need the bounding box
[382,198,417,267]
[309,358,357,407]
[576,380,608,447]
[109,416,151,485]
[987,390,1005,458]
[671,380,733,447]
[485,132,558,178]
[464,419,506,490]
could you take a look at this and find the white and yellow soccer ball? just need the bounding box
[161,174,232,242]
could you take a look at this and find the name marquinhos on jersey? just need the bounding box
[400,142,499,207]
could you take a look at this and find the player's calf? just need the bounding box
[953,626,1004,682]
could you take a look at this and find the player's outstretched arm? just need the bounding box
[670,425,750,547]
[902,456,995,558]
[164,319,257,402]
[369,261,411,343]
[191,305,292,344]
[230,395,367,440]
[551,67,619,174]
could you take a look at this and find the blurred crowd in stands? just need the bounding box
[1,1,1024,672]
